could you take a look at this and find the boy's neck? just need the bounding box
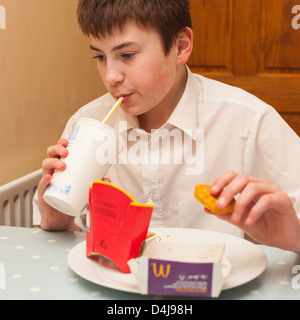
[137,65,188,133]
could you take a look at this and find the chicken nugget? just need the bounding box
[194,184,235,214]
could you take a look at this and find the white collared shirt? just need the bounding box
[33,67,300,237]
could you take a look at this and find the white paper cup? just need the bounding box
[43,117,120,217]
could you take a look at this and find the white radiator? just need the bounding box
[0,169,42,227]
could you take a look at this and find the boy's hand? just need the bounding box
[207,170,300,253]
[38,139,80,231]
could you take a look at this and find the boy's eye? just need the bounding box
[121,53,135,60]
[93,55,106,62]
[92,52,135,62]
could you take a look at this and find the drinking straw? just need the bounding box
[103,97,124,124]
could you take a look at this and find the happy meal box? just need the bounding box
[86,181,153,273]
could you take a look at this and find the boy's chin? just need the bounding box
[120,104,143,116]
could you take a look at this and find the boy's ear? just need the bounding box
[176,27,193,65]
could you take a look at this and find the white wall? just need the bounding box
[0,0,106,185]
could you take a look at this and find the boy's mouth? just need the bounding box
[116,93,133,104]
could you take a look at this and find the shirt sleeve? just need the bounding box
[245,106,300,215]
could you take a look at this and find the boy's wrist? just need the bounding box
[40,213,78,232]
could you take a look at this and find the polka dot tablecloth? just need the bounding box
[0,226,300,300]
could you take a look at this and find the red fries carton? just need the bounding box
[86,181,153,273]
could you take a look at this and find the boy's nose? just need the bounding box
[105,64,124,86]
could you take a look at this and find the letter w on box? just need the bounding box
[86,181,153,273]
[151,262,171,278]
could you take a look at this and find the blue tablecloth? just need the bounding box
[0,226,300,300]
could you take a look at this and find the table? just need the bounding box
[0,226,300,301]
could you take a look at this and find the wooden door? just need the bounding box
[188,0,300,136]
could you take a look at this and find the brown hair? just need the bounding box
[77,0,192,55]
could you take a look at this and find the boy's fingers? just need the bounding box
[209,181,281,227]
[47,144,69,158]
[245,190,288,226]
[42,158,66,177]
[228,181,279,225]
[46,140,69,159]
[210,170,239,195]
[216,174,253,208]
[57,139,69,147]
[212,171,267,209]
[234,182,279,216]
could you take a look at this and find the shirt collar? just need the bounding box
[113,66,201,140]
[166,66,201,140]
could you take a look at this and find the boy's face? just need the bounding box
[89,21,187,123]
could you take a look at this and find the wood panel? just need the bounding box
[263,1,300,70]
[188,0,300,136]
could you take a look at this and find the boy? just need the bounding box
[35,0,300,253]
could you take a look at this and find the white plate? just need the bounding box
[68,228,267,293]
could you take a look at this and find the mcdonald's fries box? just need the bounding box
[85,181,230,298]
[86,181,154,274]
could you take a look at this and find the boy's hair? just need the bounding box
[77,0,192,55]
